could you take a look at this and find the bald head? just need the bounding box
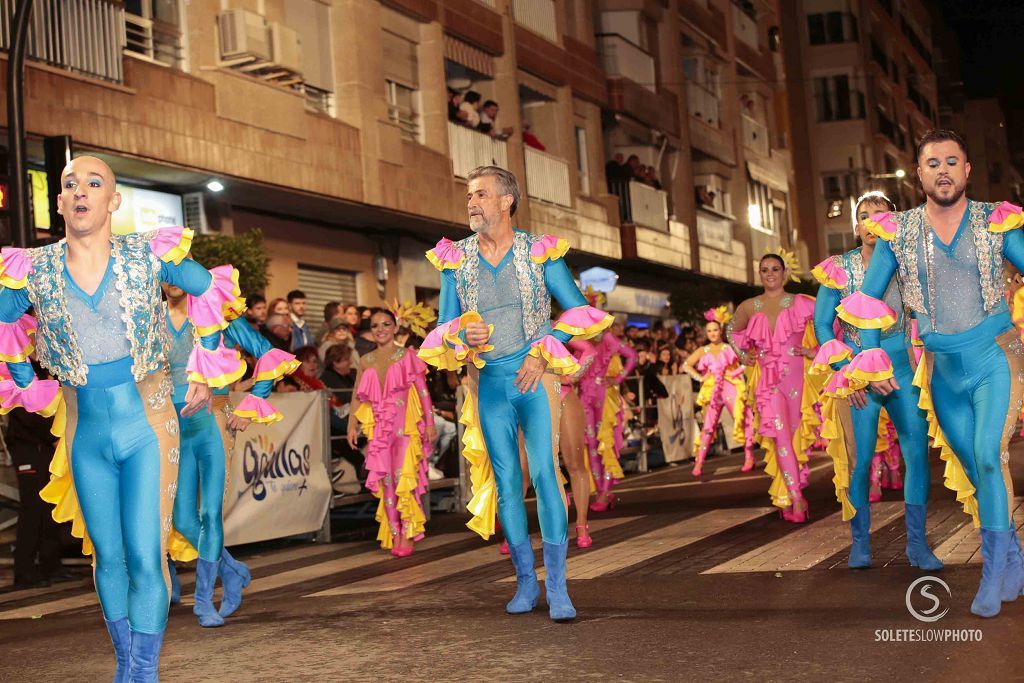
[57,155,121,238]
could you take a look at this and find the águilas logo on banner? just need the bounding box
[242,434,312,501]
[223,391,332,547]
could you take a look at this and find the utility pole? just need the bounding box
[7,0,34,247]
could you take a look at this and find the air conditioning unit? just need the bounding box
[182,192,214,235]
[269,22,303,74]
[218,9,271,62]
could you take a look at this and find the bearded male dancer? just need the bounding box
[0,156,248,680]
[418,166,611,621]
[839,129,1024,617]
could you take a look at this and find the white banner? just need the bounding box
[223,391,331,546]
[657,375,696,463]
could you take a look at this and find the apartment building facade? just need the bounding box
[0,0,799,321]
[782,0,938,260]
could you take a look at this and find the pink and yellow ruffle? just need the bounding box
[233,394,283,424]
[529,235,570,264]
[0,378,62,417]
[836,291,898,329]
[417,312,493,370]
[552,305,614,341]
[863,211,898,241]
[810,339,853,375]
[186,344,246,388]
[253,348,301,383]
[811,256,848,290]
[187,265,244,336]
[988,201,1024,233]
[913,354,980,526]
[147,226,195,265]
[0,314,36,363]
[844,348,894,386]
[528,336,580,376]
[425,237,465,271]
[0,247,32,289]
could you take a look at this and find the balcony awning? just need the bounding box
[444,35,494,78]
[746,159,788,193]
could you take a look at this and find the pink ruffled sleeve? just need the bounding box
[0,377,62,417]
[528,336,581,376]
[530,235,570,264]
[147,226,194,265]
[425,238,465,271]
[811,256,848,290]
[252,348,300,383]
[0,247,32,289]
[863,211,897,241]
[843,348,895,389]
[810,339,853,375]
[186,264,245,337]
[233,394,283,425]
[552,305,614,341]
[186,340,245,389]
[989,201,1024,233]
[0,314,36,363]
[836,291,898,330]
[417,312,493,370]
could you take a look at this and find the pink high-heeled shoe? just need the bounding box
[576,524,593,548]
[782,497,809,523]
[589,493,615,512]
[741,455,755,472]
[499,540,509,555]
[391,544,414,558]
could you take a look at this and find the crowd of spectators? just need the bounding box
[605,153,663,191]
[448,88,516,142]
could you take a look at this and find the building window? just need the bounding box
[297,265,360,322]
[814,74,864,122]
[821,173,855,201]
[747,179,776,235]
[125,0,187,70]
[385,80,421,143]
[807,12,858,45]
[683,56,721,128]
[575,126,590,196]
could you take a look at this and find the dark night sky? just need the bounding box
[938,0,1024,99]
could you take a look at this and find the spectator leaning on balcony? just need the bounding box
[606,152,629,186]
[287,289,313,351]
[643,166,663,190]
[478,100,513,140]
[625,154,641,180]
[448,87,467,124]
[460,90,482,128]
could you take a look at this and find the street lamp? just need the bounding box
[869,169,907,180]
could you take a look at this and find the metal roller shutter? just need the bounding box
[297,264,360,328]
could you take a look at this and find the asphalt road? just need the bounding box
[1,446,1022,682]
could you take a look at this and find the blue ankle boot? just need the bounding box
[218,547,251,618]
[971,528,1012,618]
[104,617,131,683]
[905,503,943,571]
[542,540,576,622]
[999,528,1024,602]
[505,541,539,614]
[167,557,180,605]
[128,629,164,683]
[848,508,871,569]
[194,558,225,628]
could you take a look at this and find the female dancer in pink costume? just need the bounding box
[347,309,437,557]
[729,250,816,522]
[572,323,637,512]
[683,307,756,476]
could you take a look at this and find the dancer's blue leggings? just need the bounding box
[848,336,931,510]
[927,321,1022,531]
[171,399,229,562]
[69,375,171,634]
[477,350,567,546]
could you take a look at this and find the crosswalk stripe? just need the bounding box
[932,498,1024,566]
[612,460,834,495]
[499,508,775,582]
[702,501,906,574]
[307,517,640,597]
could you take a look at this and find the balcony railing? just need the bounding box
[597,33,655,93]
[512,0,557,43]
[687,80,721,128]
[448,122,509,179]
[609,180,668,232]
[0,0,126,83]
[741,114,769,157]
[732,5,759,50]
[124,12,185,69]
[524,147,571,208]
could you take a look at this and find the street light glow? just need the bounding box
[206,180,225,192]
[895,169,906,179]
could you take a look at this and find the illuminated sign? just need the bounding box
[111,186,184,235]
